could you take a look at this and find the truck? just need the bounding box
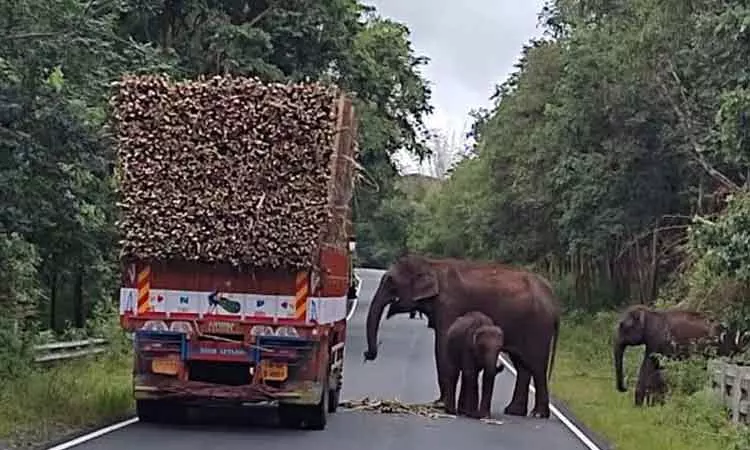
[113,75,358,431]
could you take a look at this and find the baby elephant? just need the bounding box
[444,311,505,418]
[637,354,668,407]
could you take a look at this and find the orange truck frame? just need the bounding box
[117,93,358,431]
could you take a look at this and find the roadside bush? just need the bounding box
[686,192,750,332]
[0,232,43,378]
[660,355,711,397]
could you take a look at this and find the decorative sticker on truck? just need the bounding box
[203,291,244,318]
[120,287,168,314]
[277,299,296,319]
[119,288,348,323]
[170,291,202,315]
[247,297,278,318]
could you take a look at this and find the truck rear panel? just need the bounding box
[119,247,349,407]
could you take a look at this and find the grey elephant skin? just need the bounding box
[445,311,506,418]
[363,254,561,419]
[613,304,739,406]
[638,354,667,406]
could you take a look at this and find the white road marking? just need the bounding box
[497,354,603,450]
[345,274,361,322]
[45,417,139,450]
[345,294,359,322]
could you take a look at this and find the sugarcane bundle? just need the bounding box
[109,74,352,269]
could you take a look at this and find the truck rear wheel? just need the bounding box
[327,385,340,413]
[278,383,328,430]
[304,384,328,430]
[136,399,185,424]
[327,366,342,413]
[136,399,162,423]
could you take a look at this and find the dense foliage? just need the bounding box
[0,0,432,342]
[408,0,750,323]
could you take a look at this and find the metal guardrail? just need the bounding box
[33,338,109,364]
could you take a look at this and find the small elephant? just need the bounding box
[636,354,667,407]
[444,311,505,418]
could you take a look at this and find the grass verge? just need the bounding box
[0,350,133,447]
[551,312,750,450]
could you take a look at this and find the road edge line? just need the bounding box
[498,354,608,450]
[345,274,361,322]
[345,293,359,321]
[44,417,139,450]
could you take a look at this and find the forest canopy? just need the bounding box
[0,0,432,335]
[405,0,750,328]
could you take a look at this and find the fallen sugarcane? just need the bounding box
[339,397,455,419]
[338,397,505,425]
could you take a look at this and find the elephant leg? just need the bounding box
[457,376,468,414]
[443,361,460,415]
[530,357,552,418]
[504,354,530,417]
[634,355,651,407]
[473,369,495,419]
[431,331,448,406]
[458,368,479,416]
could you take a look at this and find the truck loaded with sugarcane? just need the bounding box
[110,74,358,430]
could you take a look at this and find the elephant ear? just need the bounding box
[412,269,439,301]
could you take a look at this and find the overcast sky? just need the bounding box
[364,1,547,174]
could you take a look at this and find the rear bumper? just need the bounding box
[133,375,325,406]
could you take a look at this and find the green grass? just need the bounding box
[551,312,750,450]
[0,351,134,446]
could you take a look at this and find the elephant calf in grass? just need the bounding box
[638,354,667,406]
[445,311,506,418]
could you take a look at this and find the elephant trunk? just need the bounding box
[364,276,393,361]
[614,340,628,392]
[485,346,505,375]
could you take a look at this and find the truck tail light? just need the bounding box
[141,320,168,332]
[275,326,299,337]
[250,325,300,338]
[169,321,193,335]
[250,325,274,336]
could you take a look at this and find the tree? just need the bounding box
[0,0,433,330]
[407,0,750,313]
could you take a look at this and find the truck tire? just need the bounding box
[304,384,328,430]
[136,399,185,424]
[278,405,304,429]
[327,385,340,413]
[278,382,328,430]
[136,399,165,423]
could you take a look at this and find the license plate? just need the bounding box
[261,361,288,381]
[151,357,179,375]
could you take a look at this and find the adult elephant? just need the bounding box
[613,304,732,405]
[363,254,561,418]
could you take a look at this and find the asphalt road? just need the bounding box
[66,268,593,450]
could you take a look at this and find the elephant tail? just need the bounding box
[547,316,560,382]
